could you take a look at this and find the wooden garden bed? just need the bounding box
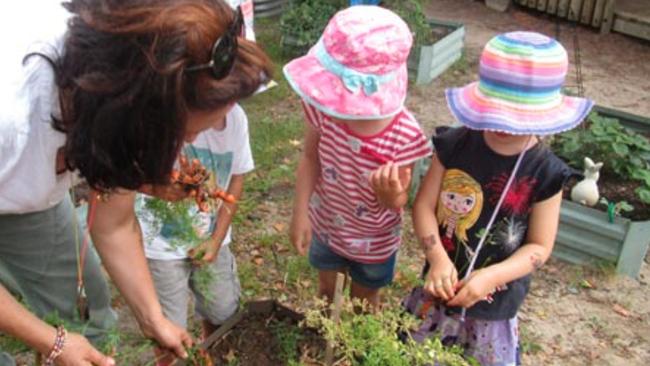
[408,20,465,85]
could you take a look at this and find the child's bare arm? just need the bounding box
[448,191,562,308]
[189,174,246,263]
[290,123,321,255]
[485,191,562,283]
[412,155,458,300]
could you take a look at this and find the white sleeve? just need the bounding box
[231,105,254,175]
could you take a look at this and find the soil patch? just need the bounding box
[564,175,650,221]
[210,306,325,365]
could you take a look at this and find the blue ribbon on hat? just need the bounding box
[314,39,397,96]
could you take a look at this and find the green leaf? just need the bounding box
[618,201,634,212]
[631,169,650,186]
[636,187,650,204]
[612,143,629,156]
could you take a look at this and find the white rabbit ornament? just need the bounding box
[570,157,603,207]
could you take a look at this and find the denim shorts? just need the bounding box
[308,235,397,289]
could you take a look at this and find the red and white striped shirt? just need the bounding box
[302,101,433,263]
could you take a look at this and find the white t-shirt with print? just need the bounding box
[0,3,72,214]
[137,104,254,260]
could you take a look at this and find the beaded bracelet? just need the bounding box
[43,325,67,366]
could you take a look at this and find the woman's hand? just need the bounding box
[290,213,312,256]
[424,254,458,301]
[55,333,115,366]
[188,237,220,265]
[142,316,193,360]
[447,268,498,308]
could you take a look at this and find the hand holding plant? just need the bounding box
[424,254,458,301]
[188,237,221,265]
[447,268,497,308]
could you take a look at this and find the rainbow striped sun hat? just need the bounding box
[446,31,594,135]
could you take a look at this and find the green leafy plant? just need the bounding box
[599,197,634,223]
[270,319,304,364]
[554,112,650,204]
[142,197,218,302]
[280,0,347,56]
[383,0,439,48]
[304,298,476,366]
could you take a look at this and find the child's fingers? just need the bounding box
[399,167,412,188]
[380,162,393,187]
[446,288,467,307]
[298,230,312,256]
[368,169,380,189]
[389,163,401,189]
[440,275,455,300]
[431,276,449,301]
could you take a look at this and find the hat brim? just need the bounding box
[446,82,594,135]
[283,46,408,121]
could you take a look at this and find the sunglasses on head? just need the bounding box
[186,6,244,80]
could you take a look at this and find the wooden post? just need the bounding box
[325,272,346,366]
[600,0,616,33]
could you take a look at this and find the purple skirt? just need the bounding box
[403,287,520,366]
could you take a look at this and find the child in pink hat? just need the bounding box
[284,5,433,306]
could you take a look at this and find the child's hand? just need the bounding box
[447,268,497,308]
[290,213,312,256]
[424,254,458,301]
[369,162,411,205]
[188,237,220,265]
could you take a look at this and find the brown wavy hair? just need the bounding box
[43,0,272,191]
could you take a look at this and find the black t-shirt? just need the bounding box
[424,127,571,320]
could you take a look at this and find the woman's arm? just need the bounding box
[290,123,321,255]
[412,155,458,300]
[90,190,192,358]
[0,285,114,365]
[189,174,245,263]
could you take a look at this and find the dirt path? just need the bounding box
[407,2,650,365]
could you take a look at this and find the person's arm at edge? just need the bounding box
[89,190,192,358]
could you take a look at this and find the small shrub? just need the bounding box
[279,0,346,56]
[304,298,475,366]
[383,0,438,48]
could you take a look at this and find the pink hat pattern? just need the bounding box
[283,5,413,120]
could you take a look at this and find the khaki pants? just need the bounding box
[147,244,241,329]
[0,194,117,364]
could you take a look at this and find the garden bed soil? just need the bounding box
[209,310,325,365]
[564,175,650,221]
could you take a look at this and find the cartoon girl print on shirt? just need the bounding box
[436,169,483,255]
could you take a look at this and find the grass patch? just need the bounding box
[238,259,265,300]
[270,319,303,364]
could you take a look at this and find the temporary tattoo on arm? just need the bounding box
[530,252,544,271]
[419,235,438,253]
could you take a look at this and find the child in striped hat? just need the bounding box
[405,31,593,365]
[284,5,432,307]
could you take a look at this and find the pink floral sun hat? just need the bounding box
[283,5,412,120]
